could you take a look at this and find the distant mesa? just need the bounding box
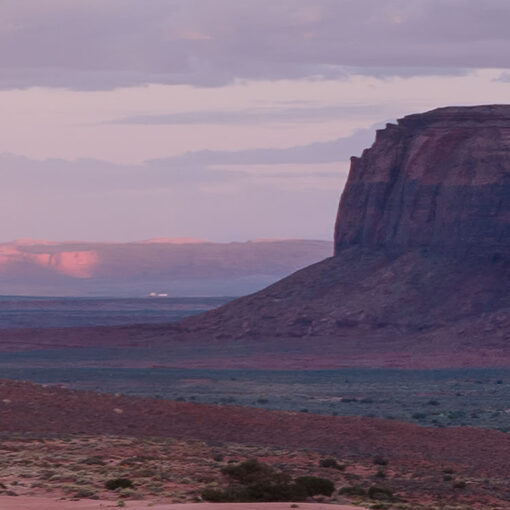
[140,237,207,244]
[11,239,60,246]
[0,238,332,297]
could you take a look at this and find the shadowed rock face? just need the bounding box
[335,105,510,256]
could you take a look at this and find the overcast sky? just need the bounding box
[1,0,509,242]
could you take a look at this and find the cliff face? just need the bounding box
[335,105,510,256]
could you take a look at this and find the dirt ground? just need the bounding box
[0,498,366,510]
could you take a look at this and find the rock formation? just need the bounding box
[335,105,510,256]
[175,106,510,362]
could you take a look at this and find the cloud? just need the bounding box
[1,0,509,90]
[151,124,381,166]
[0,125,373,195]
[111,104,382,125]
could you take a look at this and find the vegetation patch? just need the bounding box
[203,459,335,502]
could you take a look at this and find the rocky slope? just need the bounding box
[175,106,510,355]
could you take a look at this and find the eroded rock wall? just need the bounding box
[335,105,510,256]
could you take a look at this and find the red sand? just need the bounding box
[0,498,366,510]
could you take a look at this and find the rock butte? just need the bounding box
[335,105,510,256]
[175,105,510,353]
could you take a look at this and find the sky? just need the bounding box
[1,0,509,243]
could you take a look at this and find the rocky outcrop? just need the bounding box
[173,106,510,364]
[335,105,510,256]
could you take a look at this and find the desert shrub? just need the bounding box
[368,486,394,500]
[295,476,335,497]
[412,412,427,420]
[202,488,230,502]
[375,470,386,479]
[205,481,306,502]
[221,459,276,484]
[82,456,105,466]
[373,456,388,466]
[241,480,306,502]
[205,460,334,503]
[453,480,466,489]
[202,482,301,503]
[319,458,345,470]
[105,478,134,491]
[339,485,367,496]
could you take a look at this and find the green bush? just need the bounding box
[319,458,345,470]
[203,482,303,503]
[105,478,134,491]
[242,481,306,502]
[202,488,230,502]
[222,459,276,484]
[203,460,335,503]
[368,485,394,500]
[295,476,335,497]
[339,485,367,497]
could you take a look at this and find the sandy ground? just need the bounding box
[0,498,367,510]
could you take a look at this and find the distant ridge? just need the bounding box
[0,238,332,297]
[140,237,207,244]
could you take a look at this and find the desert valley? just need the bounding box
[1,3,510,509]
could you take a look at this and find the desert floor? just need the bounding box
[0,498,367,510]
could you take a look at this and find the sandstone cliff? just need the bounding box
[335,105,510,256]
[174,106,510,364]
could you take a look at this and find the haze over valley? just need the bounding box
[0,238,332,296]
